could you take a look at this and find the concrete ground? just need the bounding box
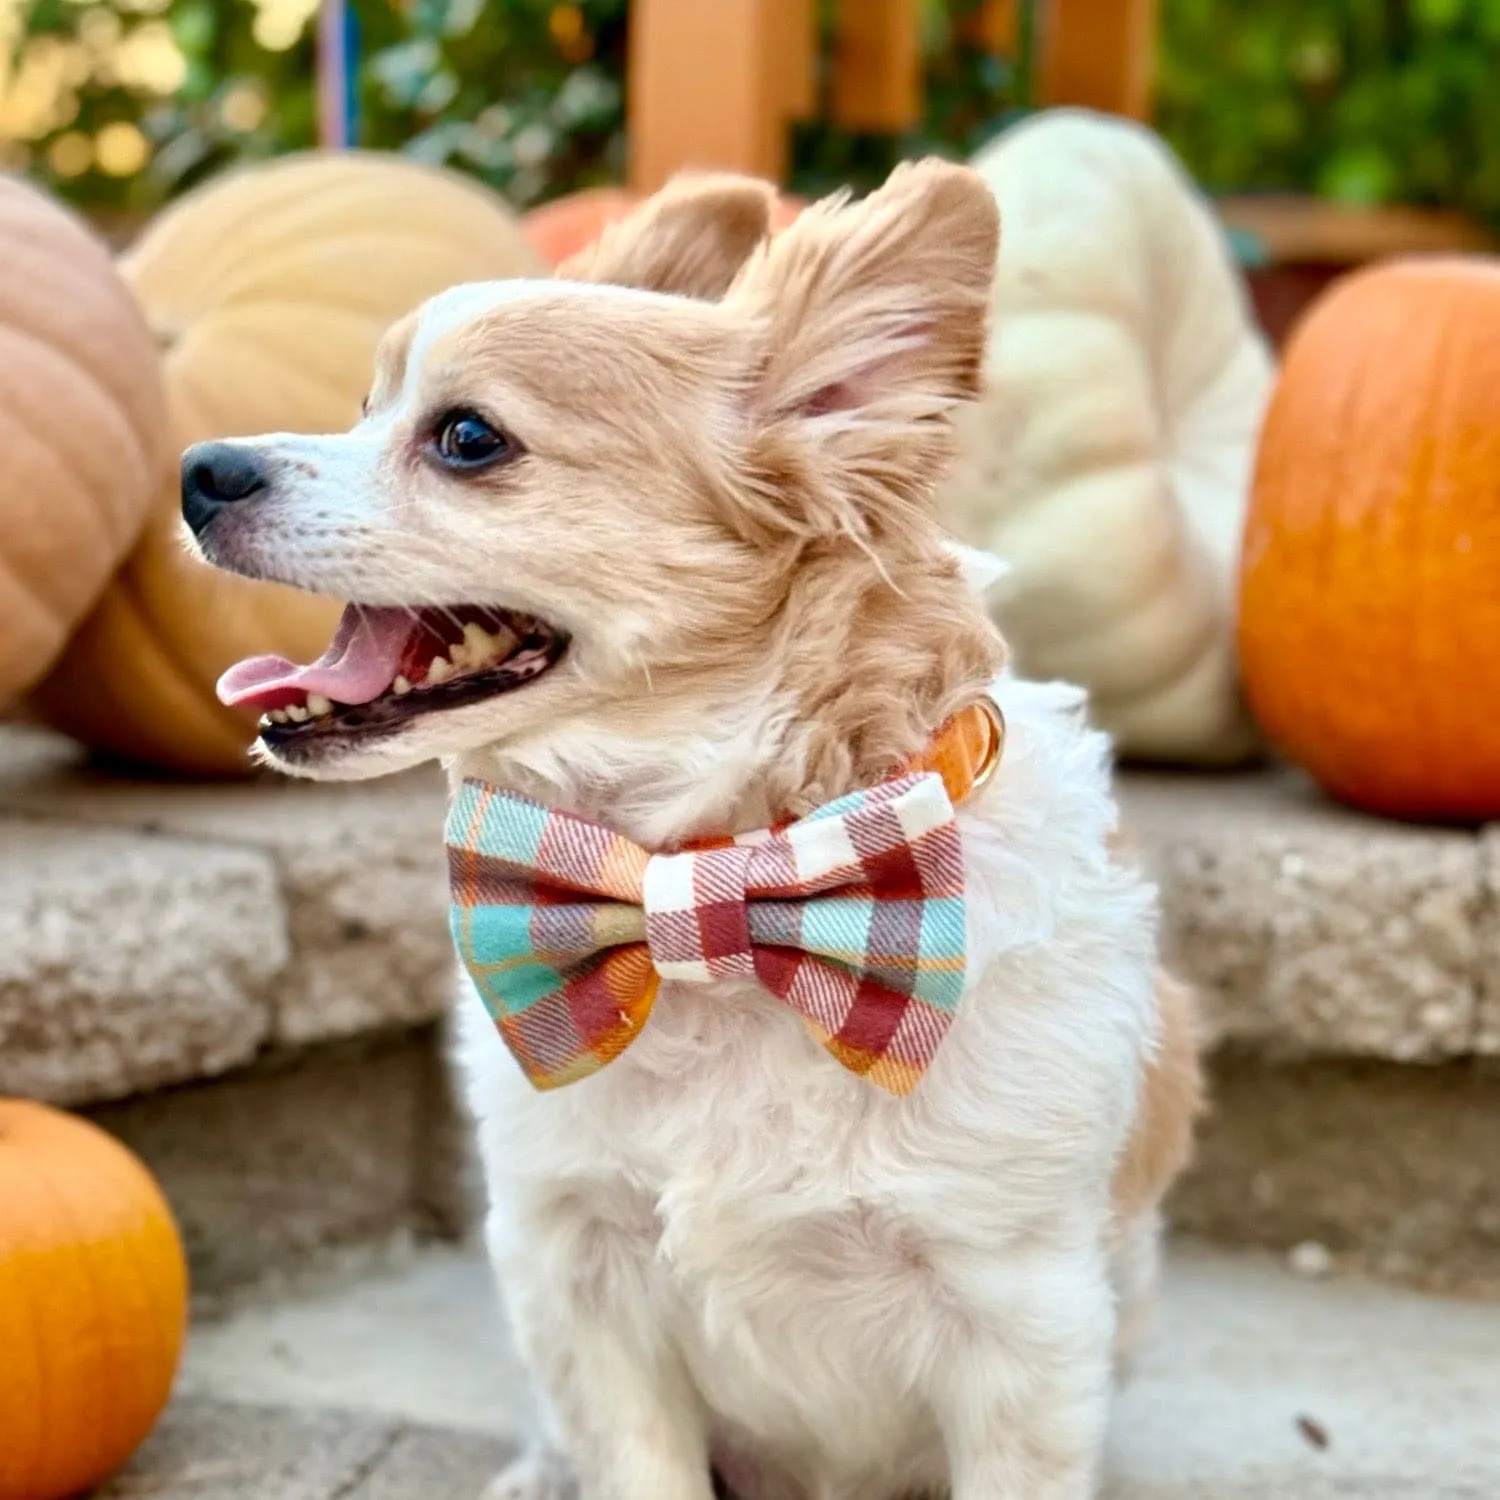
[101,1240,1500,1499]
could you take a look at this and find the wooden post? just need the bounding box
[965,0,1019,54]
[1037,0,1158,120]
[628,0,797,193]
[830,0,923,133]
[774,0,818,122]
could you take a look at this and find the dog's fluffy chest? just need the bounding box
[465,983,1006,1475]
[456,676,1163,1491]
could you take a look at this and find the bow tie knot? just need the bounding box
[643,844,758,983]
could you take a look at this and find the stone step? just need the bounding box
[6,725,1498,1294]
[0,724,453,1105]
[106,1242,1500,1499]
[1120,769,1500,1296]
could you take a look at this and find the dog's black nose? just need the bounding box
[181,441,270,536]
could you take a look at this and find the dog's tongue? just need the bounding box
[217,605,413,710]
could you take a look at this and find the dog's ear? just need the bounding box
[723,160,999,541]
[559,173,776,301]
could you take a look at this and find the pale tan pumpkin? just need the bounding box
[0,1099,188,1500]
[941,111,1272,763]
[35,151,543,774]
[0,176,166,711]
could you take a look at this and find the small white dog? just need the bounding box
[185,161,1200,1500]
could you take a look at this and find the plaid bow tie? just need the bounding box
[446,700,1002,1095]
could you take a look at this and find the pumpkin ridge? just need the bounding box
[2,236,165,459]
[13,1124,66,1499]
[0,1128,46,1496]
[50,1128,119,1489]
[0,324,159,527]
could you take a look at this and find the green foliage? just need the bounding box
[787,0,1028,199]
[3,0,1025,217]
[353,0,628,204]
[4,0,316,212]
[1157,0,1500,222]
[12,0,1500,226]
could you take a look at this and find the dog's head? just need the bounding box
[187,160,1003,829]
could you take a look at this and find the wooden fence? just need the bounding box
[627,0,1158,192]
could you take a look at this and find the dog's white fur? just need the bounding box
[458,672,1160,1500]
[189,162,1197,1500]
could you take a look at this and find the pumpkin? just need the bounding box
[523,183,803,268]
[0,1100,187,1500]
[0,177,166,711]
[940,110,1273,763]
[1239,258,1500,821]
[523,185,639,266]
[34,151,543,775]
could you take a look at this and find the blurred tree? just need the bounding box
[1157,0,1500,222]
[1,0,317,213]
[9,0,1500,227]
[0,0,1025,218]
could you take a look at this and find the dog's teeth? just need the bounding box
[285,703,310,723]
[426,656,453,684]
[462,622,496,664]
[392,675,412,695]
[268,709,290,724]
[306,692,334,717]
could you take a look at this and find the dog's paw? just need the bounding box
[482,1451,576,1500]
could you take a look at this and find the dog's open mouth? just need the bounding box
[217,604,569,746]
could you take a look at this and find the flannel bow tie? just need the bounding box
[445,698,1002,1095]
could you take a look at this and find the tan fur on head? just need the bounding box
[557,173,777,300]
[196,159,1006,829]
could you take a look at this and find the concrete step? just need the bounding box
[105,1242,1500,1499]
[1121,769,1500,1296]
[6,723,1499,1295]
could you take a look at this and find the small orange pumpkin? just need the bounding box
[522,185,639,266]
[523,184,804,268]
[0,1100,188,1500]
[0,177,166,710]
[1238,257,1500,820]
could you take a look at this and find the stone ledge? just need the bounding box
[1121,767,1491,1063]
[1172,1052,1500,1298]
[0,818,285,1104]
[89,1030,477,1301]
[0,725,453,1104]
[99,1397,510,1500]
[6,724,1498,1107]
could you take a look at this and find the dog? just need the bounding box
[184,160,1201,1500]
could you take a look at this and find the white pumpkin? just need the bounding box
[941,109,1271,763]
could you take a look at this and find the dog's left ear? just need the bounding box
[559,172,776,300]
[724,159,999,540]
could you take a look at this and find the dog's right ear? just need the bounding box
[558,173,776,301]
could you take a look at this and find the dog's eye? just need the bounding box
[434,411,511,470]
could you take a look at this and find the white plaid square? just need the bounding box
[892,778,954,845]
[642,850,698,914]
[783,813,861,887]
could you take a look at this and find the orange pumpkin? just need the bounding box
[0,1100,188,1500]
[1238,257,1500,820]
[34,152,542,775]
[0,177,166,710]
[522,185,639,266]
[523,184,804,268]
